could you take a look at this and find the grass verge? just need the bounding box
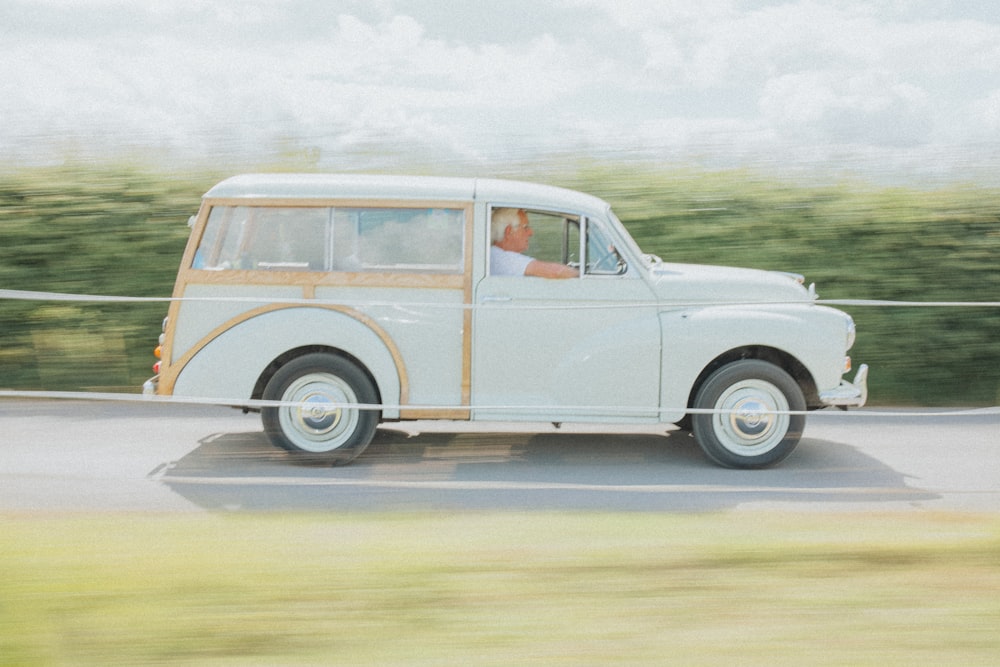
[2,511,999,665]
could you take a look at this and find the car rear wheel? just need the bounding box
[691,360,805,469]
[261,353,380,465]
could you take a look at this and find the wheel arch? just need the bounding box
[686,345,819,414]
[252,345,381,406]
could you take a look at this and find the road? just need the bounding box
[1,399,997,513]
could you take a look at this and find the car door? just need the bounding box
[471,208,661,422]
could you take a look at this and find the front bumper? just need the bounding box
[819,364,869,408]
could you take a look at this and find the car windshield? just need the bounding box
[606,209,646,265]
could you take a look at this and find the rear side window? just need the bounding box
[192,205,465,273]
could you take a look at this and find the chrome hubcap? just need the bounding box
[279,373,359,453]
[298,392,343,435]
[730,398,773,439]
[713,380,790,454]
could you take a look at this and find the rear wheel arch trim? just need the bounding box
[165,304,408,412]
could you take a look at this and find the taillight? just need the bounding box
[152,316,168,375]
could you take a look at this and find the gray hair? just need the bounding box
[491,207,522,243]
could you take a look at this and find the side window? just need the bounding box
[249,208,330,270]
[192,206,328,271]
[521,211,572,264]
[490,209,624,276]
[193,205,465,273]
[337,208,465,272]
[192,206,245,270]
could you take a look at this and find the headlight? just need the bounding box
[846,316,856,350]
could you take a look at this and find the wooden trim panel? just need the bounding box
[162,197,477,421]
[160,303,410,406]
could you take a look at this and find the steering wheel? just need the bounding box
[588,244,621,273]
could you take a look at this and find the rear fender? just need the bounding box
[168,306,403,417]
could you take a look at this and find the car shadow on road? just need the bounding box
[154,425,939,512]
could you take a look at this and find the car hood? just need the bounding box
[648,261,812,305]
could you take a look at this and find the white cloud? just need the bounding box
[970,90,1000,135]
[0,0,998,178]
[759,70,933,146]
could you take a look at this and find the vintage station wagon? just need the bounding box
[144,174,868,468]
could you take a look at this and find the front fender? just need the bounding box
[168,306,403,418]
[659,304,852,420]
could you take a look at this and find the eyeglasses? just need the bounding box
[515,211,531,231]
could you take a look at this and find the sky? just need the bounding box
[2,0,1000,182]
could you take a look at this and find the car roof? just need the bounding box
[203,173,611,217]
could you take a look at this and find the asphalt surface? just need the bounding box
[1,399,997,513]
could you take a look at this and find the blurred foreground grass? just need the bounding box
[3,511,999,665]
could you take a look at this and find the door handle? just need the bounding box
[481,295,513,303]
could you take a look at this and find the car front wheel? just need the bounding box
[261,353,380,465]
[691,360,806,469]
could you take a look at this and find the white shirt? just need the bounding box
[490,245,533,276]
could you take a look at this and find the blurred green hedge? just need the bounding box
[0,167,203,392]
[1,164,997,405]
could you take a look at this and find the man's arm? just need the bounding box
[525,259,578,279]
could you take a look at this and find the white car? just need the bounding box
[144,174,868,468]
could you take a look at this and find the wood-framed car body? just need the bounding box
[145,173,868,468]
